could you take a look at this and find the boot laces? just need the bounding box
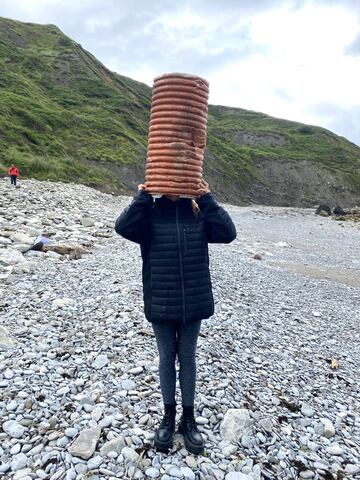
[185,415,197,430]
[160,410,174,427]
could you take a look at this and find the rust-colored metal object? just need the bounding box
[145,73,209,197]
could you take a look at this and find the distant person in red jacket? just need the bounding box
[8,164,19,186]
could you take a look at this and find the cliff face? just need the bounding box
[1,16,360,206]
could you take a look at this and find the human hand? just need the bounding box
[196,179,210,198]
[138,183,147,191]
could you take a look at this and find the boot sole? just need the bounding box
[178,424,204,455]
[154,435,173,452]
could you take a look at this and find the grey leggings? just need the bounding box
[152,320,201,407]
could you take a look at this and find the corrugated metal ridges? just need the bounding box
[146,73,209,197]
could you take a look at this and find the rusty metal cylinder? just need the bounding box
[145,73,209,197]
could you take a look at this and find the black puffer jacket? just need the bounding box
[115,190,236,324]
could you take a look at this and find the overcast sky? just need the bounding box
[1,0,360,145]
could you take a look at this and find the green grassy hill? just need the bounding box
[1,16,360,206]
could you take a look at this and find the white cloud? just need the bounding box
[208,2,360,143]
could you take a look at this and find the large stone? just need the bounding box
[45,250,62,259]
[0,326,16,346]
[26,251,45,258]
[52,297,75,308]
[87,455,103,470]
[181,466,196,480]
[345,464,360,475]
[301,404,315,417]
[121,446,140,462]
[121,379,136,391]
[13,243,33,253]
[10,232,34,245]
[3,420,26,439]
[65,428,79,438]
[0,248,25,265]
[222,444,237,457]
[0,236,11,246]
[0,464,10,473]
[12,260,33,274]
[99,436,126,455]
[258,418,273,433]
[0,230,13,238]
[225,473,253,480]
[11,453,28,471]
[321,419,335,438]
[168,467,183,478]
[92,354,109,369]
[185,456,197,469]
[81,218,95,227]
[68,426,102,460]
[326,444,343,455]
[13,468,32,479]
[299,472,315,479]
[145,467,160,479]
[220,409,254,443]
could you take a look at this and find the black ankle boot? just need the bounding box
[154,404,176,451]
[178,406,204,454]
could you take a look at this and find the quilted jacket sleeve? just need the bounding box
[115,190,153,244]
[197,192,237,244]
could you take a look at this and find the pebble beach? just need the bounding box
[1,179,359,480]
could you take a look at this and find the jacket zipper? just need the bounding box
[183,228,187,252]
[176,205,186,324]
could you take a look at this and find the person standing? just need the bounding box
[115,180,236,454]
[8,164,19,186]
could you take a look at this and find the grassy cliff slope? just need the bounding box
[1,17,360,206]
